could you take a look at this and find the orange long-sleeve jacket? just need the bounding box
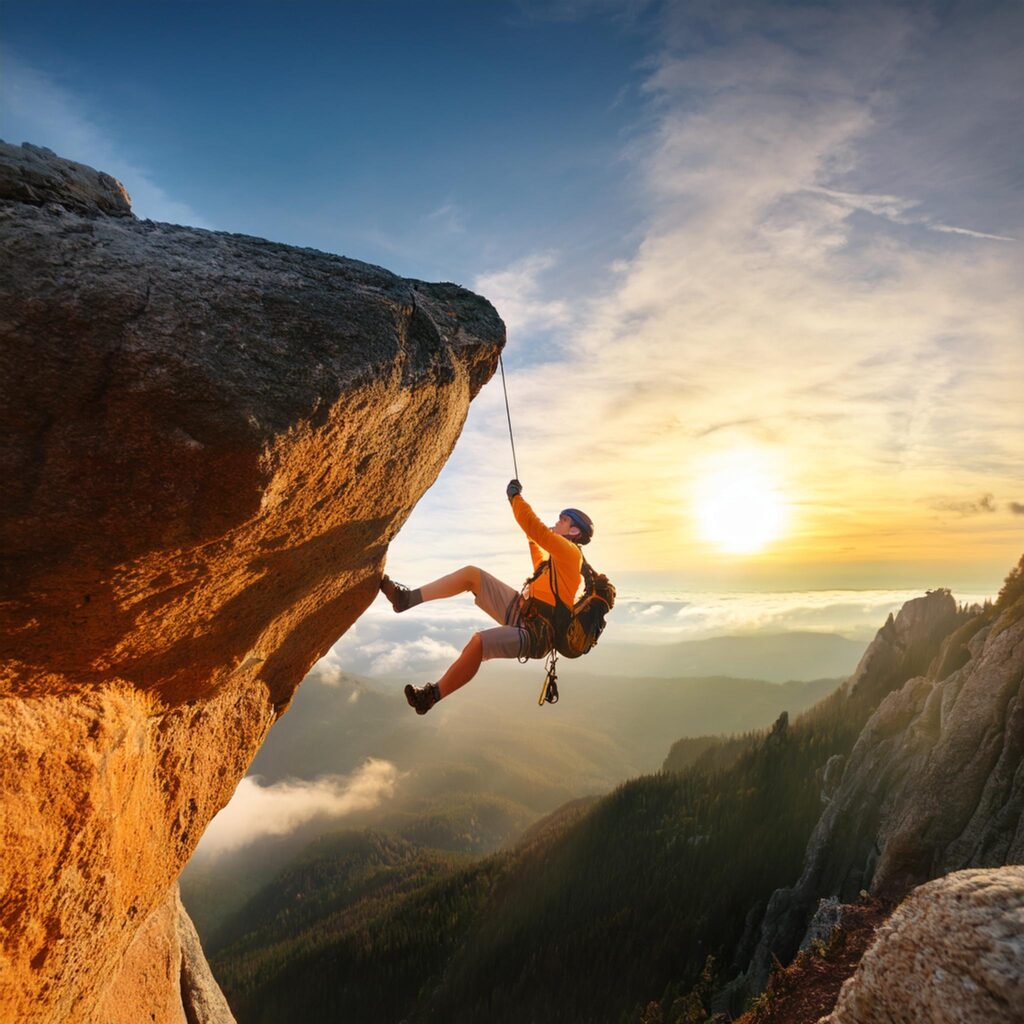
[510,494,582,609]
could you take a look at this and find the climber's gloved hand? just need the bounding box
[506,478,522,500]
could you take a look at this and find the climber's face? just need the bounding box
[551,513,580,541]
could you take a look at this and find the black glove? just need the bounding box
[506,478,522,499]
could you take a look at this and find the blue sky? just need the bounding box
[3,1,1023,653]
[1,1,652,288]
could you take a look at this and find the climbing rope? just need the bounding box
[498,352,520,482]
[499,353,561,707]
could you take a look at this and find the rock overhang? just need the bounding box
[0,139,504,1023]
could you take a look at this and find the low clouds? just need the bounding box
[359,635,461,675]
[616,588,994,643]
[321,583,998,672]
[197,760,401,857]
[326,602,482,678]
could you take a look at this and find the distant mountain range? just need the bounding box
[581,630,865,682]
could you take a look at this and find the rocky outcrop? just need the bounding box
[732,588,1024,1005]
[0,141,133,217]
[823,867,1024,1024]
[0,142,503,1022]
[93,887,235,1024]
[730,896,894,1024]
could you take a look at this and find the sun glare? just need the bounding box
[693,451,788,555]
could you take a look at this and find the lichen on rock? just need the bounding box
[823,867,1024,1024]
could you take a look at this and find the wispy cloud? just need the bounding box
[398,1,1024,589]
[425,199,466,234]
[196,760,401,857]
[931,493,997,517]
[474,251,573,340]
[929,223,1016,243]
[0,49,210,227]
[804,187,1017,243]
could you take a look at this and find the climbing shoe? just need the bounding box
[404,682,441,715]
[380,574,418,613]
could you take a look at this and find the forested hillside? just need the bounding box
[183,671,840,938]
[208,632,938,1022]
[209,681,868,1023]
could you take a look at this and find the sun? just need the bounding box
[693,451,789,555]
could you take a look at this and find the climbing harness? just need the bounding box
[515,553,616,707]
[509,575,556,663]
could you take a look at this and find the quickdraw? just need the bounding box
[538,649,559,706]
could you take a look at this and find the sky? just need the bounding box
[3,0,1022,650]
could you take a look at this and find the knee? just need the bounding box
[468,631,486,660]
[461,566,482,593]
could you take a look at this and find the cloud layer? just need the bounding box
[196,759,401,857]
[322,581,996,679]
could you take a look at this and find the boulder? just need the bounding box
[0,141,132,216]
[0,141,503,1022]
[823,867,1024,1024]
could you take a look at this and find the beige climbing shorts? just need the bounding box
[474,570,528,661]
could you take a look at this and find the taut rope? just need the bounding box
[498,352,520,481]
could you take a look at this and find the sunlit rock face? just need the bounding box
[824,867,1024,1024]
[91,885,236,1024]
[0,141,503,1023]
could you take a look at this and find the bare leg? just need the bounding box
[437,633,483,699]
[418,565,481,604]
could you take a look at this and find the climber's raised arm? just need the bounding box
[506,482,578,560]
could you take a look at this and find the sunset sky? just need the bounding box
[3,0,1022,641]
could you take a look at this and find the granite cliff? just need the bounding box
[0,142,503,1023]
[726,573,1024,1019]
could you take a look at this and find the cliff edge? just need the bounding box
[0,141,504,1023]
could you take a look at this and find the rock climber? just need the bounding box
[379,479,594,714]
